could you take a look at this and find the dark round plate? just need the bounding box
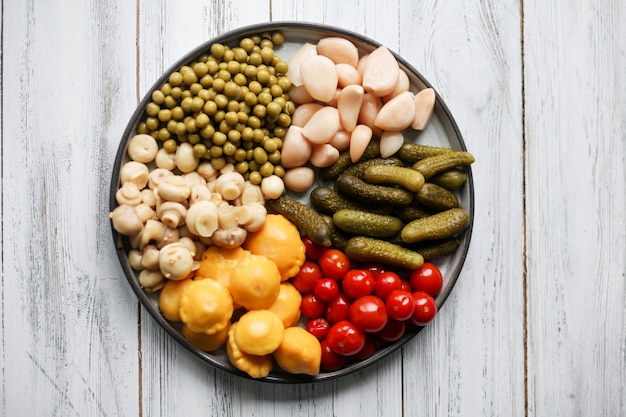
[110,21,474,383]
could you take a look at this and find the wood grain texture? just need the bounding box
[524,1,626,416]
[2,0,625,416]
[398,1,525,416]
[1,0,140,416]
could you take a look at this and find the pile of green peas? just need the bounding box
[136,31,295,184]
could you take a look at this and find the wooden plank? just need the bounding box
[0,0,140,415]
[524,1,626,416]
[398,1,526,416]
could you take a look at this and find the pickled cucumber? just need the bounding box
[415,183,459,211]
[310,186,392,215]
[429,169,467,191]
[266,196,332,246]
[335,174,413,207]
[333,209,403,238]
[397,142,454,164]
[345,236,424,270]
[363,164,425,192]
[412,151,475,179]
[401,208,470,243]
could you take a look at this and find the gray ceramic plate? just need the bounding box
[111,21,474,383]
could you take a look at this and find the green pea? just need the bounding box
[152,90,165,104]
[169,72,183,87]
[183,71,198,85]
[164,95,177,109]
[227,129,241,143]
[240,38,255,52]
[273,165,285,177]
[137,122,148,134]
[200,74,214,88]
[190,97,204,112]
[215,94,228,109]
[171,106,185,121]
[200,124,215,140]
[213,110,225,123]
[210,43,225,59]
[259,161,274,177]
[266,102,281,118]
[195,113,210,128]
[268,150,281,164]
[249,171,262,185]
[166,119,178,133]
[212,78,225,92]
[234,148,247,162]
[223,141,237,156]
[277,113,291,128]
[163,139,178,153]
[158,109,172,122]
[160,83,172,96]
[233,73,247,86]
[275,61,289,75]
[253,147,268,164]
[257,69,270,85]
[263,138,280,153]
[203,100,217,115]
[260,39,273,50]
[158,128,171,141]
[175,122,187,136]
[272,32,285,46]
[211,157,226,171]
[241,127,254,141]
[249,52,262,66]
[248,81,262,95]
[248,116,262,129]
[146,102,160,117]
[189,83,202,96]
[227,100,240,112]
[235,161,249,174]
[210,145,223,158]
[258,92,272,105]
[270,84,283,98]
[188,133,201,145]
[193,62,209,77]
[253,104,266,119]
[223,49,235,62]
[213,131,227,146]
[145,117,159,131]
[192,143,207,158]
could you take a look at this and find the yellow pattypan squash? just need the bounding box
[234,309,285,356]
[179,279,233,335]
[229,251,281,310]
[267,282,302,328]
[243,214,306,281]
[158,277,193,322]
[195,245,246,289]
[226,322,274,379]
[182,322,230,352]
[273,326,322,376]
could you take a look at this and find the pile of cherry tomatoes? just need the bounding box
[293,235,444,372]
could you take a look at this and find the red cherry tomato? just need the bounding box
[409,262,443,297]
[325,292,351,324]
[353,335,377,360]
[301,293,326,319]
[411,291,438,326]
[385,290,415,321]
[302,235,327,261]
[320,340,347,371]
[349,295,388,333]
[318,249,351,280]
[292,261,323,294]
[306,317,330,340]
[400,279,412,293]
[342,269,375,299]
[314,278,340,302]
[327,320,366,356]
[373,271,403,300]
[362,262,385,278]
[377,318,406,343]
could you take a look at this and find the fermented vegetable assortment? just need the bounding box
[111,29,474,380]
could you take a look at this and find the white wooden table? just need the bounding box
[2,1,625,416]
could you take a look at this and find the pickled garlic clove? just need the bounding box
[412,88,436,130]
[300,55,338,102]
[302,106,340,145]
[374,91,415,131]
[316,37,359,67]
[337,84,364,133]
[361,45,399,97]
